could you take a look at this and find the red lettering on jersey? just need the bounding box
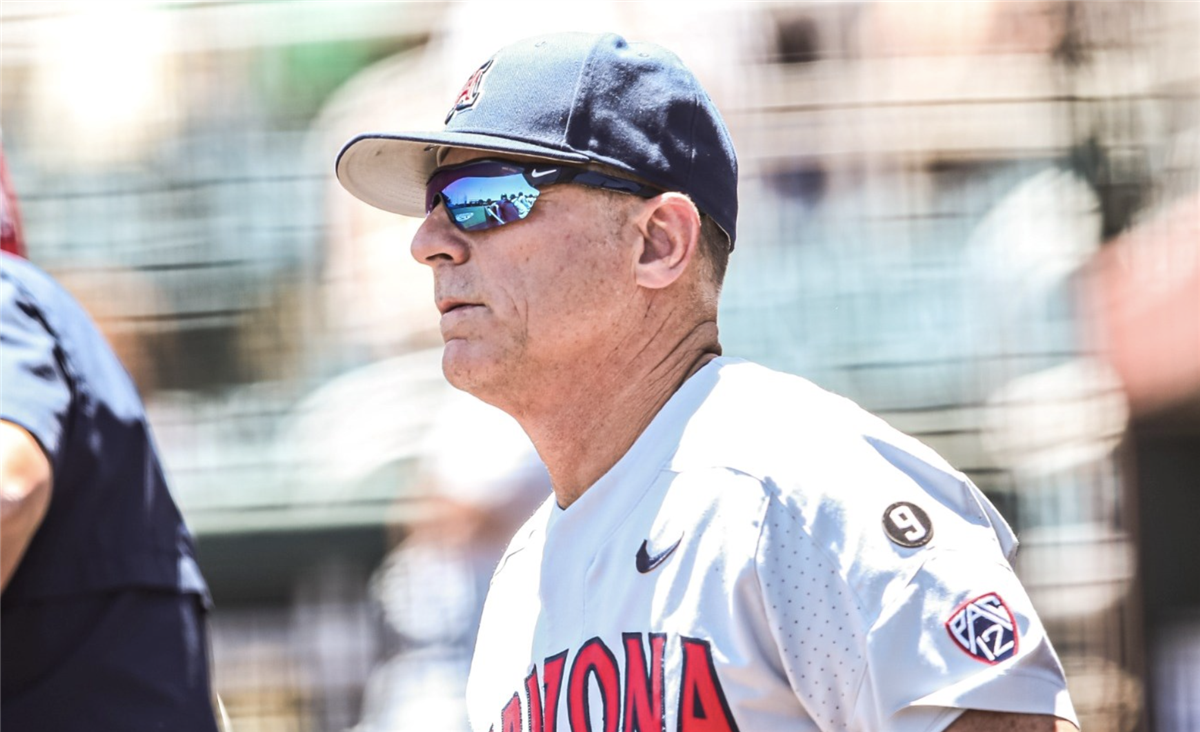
[568,637,620,732]
[678,638,740,732]
[502,692,522,732]
[543,651,567,732]
[623,633,666,732]
[491,636,739,732]
[527,668,543,732]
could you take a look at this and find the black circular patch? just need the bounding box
[883,501,933,548]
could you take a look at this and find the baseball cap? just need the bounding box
[335,32,739,245]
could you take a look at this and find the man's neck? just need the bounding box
[507,323,720,509]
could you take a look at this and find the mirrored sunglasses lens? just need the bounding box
[432,170,539,231]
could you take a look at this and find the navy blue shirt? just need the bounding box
[2,253,216,730]
[0,253,208,600]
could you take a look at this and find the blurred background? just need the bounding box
[2,1,1197,730]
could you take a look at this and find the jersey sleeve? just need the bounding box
[1,272,72,467]
[861,550,1078,730]
[756,495,1077,732]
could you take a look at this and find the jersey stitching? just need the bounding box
[757,477,873,617]
[753,478,877,726]
[580,460,678,629]
[563,39,603,151]
[490,503,552,583]
[916,706,965,732]
[910,669,1073,728]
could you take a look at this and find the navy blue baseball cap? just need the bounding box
[335,32,738,246]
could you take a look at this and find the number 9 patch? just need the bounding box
[882,501,933,548]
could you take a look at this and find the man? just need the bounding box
[0,146,219,731]
[335,32,1079,732]
[496,194,522,224]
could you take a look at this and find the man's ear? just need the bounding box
[633,193,702,290]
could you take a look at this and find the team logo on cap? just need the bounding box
[445,58,492,124]
[946,592,1018,664]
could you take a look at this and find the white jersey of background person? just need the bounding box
[466,358,1078,732]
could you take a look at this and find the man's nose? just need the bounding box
[411,203,469,267]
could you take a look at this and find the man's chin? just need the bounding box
[441,342,495,395]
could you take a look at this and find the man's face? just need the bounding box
[411,149,639,404]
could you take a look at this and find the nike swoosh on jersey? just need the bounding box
[636,533,683,574]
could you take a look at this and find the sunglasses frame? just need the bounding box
[425,158,663,232]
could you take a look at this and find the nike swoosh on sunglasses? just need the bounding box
[425,159,662,232]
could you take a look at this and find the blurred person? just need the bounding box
[0,153,25,260]
[355,389,549,732]
[496,194,521,224]
[1089,191,1200,732]
[1092,191,1200,419]
[335,32,1078,732]
[512,192,532,216]
[0,145,219,731]
[485,198,504,226]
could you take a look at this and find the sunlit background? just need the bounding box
[2,2,1198,731]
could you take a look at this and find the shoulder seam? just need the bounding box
[755,488,875,722]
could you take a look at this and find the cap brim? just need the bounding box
[335,132,591,217]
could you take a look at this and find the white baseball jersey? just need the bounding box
[467,358,1078,732]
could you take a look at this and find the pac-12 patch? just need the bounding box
[946,593,1019,664]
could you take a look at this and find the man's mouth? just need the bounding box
[437,298,480,315]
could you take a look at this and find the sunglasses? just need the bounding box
[425,158,662,232]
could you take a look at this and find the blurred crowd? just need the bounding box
[1,2,1197,731]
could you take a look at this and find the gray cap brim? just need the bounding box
[335,132,591,217]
